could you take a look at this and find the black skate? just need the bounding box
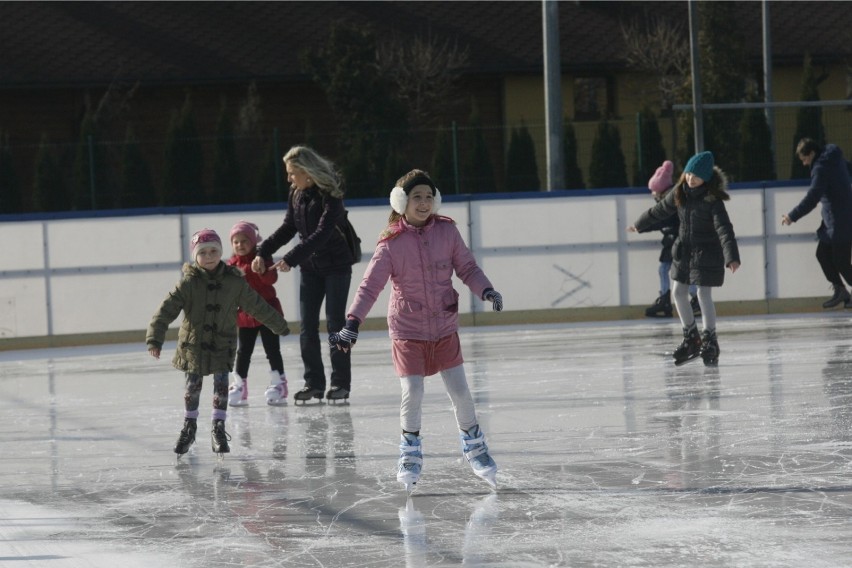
[673,327,702,366]
[294,385,324,405]
[174,418,197,456]
[690,295,701,317]
[700,330,720,366]
[211,419,231,455]
[645,291,672,318]
[326,386,350,404]
[823,285,851,309]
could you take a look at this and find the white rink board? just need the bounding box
[0,181,836,339]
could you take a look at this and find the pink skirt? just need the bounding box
[391,333,464,377]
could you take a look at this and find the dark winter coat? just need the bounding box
[645,202,679,263]
[634,166,740,287]
[227,251,283,328]
[787,144,852,244]
[146,262,290,376]
[258,186,354,276]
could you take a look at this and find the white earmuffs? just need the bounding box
[389,185,442,215]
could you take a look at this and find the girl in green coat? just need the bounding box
[147,229,290,457]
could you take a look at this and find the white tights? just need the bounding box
[672,280,717,330]
[399,364,477,433]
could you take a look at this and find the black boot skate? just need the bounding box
[822,285,851,309]
[326,386,350,403]
[645,291,673,318]
[211,419,231,455]
[294,384,324,404]
[174,418,197,456]
[673,326,702,366]
[690,295,701,317]
[700,329,720,366]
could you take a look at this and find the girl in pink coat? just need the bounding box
[329,169,504,493]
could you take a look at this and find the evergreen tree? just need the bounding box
[791,53,826,179]
[588,120,628,189]
[738,93,775,182]
[462,100,496,193]
[303,21,408,197]
[430,124,456,194]
[632,108,667,187]
[0,132,21,213]
[162,94,205,206]
[697,1,747,180]
[32,135,68,212]
[72,110,106,210]
[212,99,241,205]
[119,124,155,208]
[505,121,540,192]
[563,120,584,190]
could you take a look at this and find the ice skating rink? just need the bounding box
[2,313,852,567]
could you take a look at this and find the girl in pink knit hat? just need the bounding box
[643,161,701,319]
[227,220,290,406]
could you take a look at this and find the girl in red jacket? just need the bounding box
[329,170,504,493]
[227,220,289,406]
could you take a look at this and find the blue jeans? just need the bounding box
[299,270,352,391]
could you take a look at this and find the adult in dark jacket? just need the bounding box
[629,151,740,366]
[252,146,358,403]
[782,138,852,309]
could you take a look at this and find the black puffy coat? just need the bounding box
[635,167,740,287]
[787,144,852,244]
[258,187,354,276]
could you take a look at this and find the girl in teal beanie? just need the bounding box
[628,151,741,366]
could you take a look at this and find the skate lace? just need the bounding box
[213,425,231,445]
[178,428,194,445]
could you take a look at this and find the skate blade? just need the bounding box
[266,400,288,407]
[403,481,417,495]
[477,472,497,490]
[674,355,701,367]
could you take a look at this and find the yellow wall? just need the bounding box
[503,63,851,188]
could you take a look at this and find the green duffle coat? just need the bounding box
[146,262,290,375]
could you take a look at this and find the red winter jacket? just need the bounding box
[227,251,284,328]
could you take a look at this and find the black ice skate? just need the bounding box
[690,295,702,317]
[211,419,231,455]
[673,326,702,366]
[174,418,197,456]
[822,285,851,309]
[326,386,350,404]
[700,329,720,366]
[294,384,324,405]
[645,291,673,318]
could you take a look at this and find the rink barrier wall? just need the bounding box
[0,180,827,350]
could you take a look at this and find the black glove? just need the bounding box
[329,318,360,351]
[482,288,503,312]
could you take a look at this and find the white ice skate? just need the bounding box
[264,370,288,406]
[227,374,248,407]
[460,425,497,490]
[397,433,423,494]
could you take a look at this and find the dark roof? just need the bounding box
[1,1,849,88]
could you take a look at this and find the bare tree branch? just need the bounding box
[621,15,690,109]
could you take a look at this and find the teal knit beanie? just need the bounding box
[684,151,714,181]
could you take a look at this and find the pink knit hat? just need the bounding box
[648,160,674,194]
[190,228,223,258]
[229,220,261,247]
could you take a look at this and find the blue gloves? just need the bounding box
[329,318,360,351]
[482,288,503,312]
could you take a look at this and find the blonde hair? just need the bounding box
[282,145,343,198]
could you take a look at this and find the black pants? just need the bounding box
[300,270,352,391]
[816,240,852,289]
[235,325,284,378]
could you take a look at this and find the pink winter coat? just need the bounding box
[347,215,493,341]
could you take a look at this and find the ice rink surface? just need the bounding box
[2,313,852,567]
